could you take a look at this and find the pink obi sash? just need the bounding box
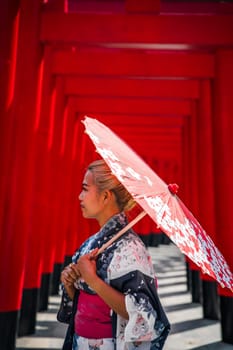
[74,290,113,339]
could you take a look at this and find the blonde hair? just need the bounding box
[87,159,136,212]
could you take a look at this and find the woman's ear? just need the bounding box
[102,190,109,202]
[103,190,113,203]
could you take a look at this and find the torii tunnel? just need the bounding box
[1,0,233,349]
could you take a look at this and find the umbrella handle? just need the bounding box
[97,211,147,255]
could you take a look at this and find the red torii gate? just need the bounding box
[49,44,217,310]
[1,1,233,349]
[44,52,217,326]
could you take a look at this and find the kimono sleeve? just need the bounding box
[108,238,170,348]
[57,285,73,324]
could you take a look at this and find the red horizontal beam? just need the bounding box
[68,0,233,15]
[81,121,182,141]
[82,127,181,144]
[81,113,185,130]
[161,1,233,14]
[80,113,185,128]
[40,12,233,46]
[108,129,182,142]
[83,134,182,159]
[114,140,181,151]
[81,124,182,145]
[91,144,181,161]
[108,137,182,152]
[65,77,200,99]
[52,50,214,78]
[69,96,191,115]
[110,143,181,157]
[125,0,160,14]
[90,118,182,134]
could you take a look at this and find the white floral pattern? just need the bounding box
[73,334,114,350]
[108,238,154,280]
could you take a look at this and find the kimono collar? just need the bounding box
[73,212,129,262]
[98,212,128,240]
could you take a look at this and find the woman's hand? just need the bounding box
[60,263,80,299]
[75,248,99,287]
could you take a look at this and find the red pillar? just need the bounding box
[0,0,19,232]
[0,0,42,347]
[39,76,66,311]
[182,116,192,292]
[0,2,21,347]
[50,102,76,294]
[149,158,164,246]
[43,76,67,300]
[181,117,191,208]
[18,44,54,336]
[186,102,202,303]
[67,112,83,255]
[61,112,100,259]
[196,79,220,320]
[69,116,88,252]
[213,50,233,344]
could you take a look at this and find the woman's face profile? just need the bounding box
[79,170,105,220]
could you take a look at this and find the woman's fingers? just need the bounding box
[89,247,99,260]
[69,263,81,278]
[76,252,97,283]
[61,265,79,284]
[63,248,98,284]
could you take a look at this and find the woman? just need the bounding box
[59,159,170,350]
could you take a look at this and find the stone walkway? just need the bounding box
[16,244,233,350]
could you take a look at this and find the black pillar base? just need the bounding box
[220,295,233,344]
[38,273,51,311]
[0,310,18,350]
[160,233,171,245]
[185,262,191,291]
[50,257,72,296]
[18,288,39,336]
[191,270,202,303]
[64,255,72,267]
[202,280,220,320]
[149,233,162,247]
[138,234,150,247]
[50,263,62,295]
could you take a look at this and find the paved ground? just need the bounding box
[16,244,233,350]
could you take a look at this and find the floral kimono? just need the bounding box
[58,213,170,350]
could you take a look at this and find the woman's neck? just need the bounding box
[98,209,121,227]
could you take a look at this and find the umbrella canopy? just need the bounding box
[82,116,233,291]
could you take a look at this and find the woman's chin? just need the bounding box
[81,211,91,219]
[80,209,96,220]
